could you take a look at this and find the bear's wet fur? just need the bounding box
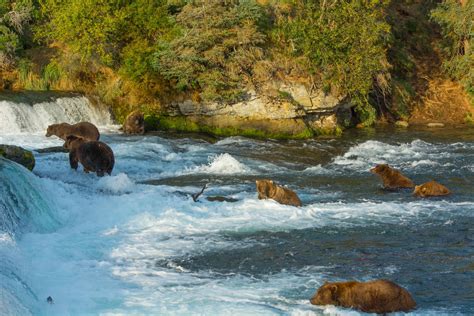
[310,279,416,314]
[256,179,302,207]
[413,180,451,197]
[123,111,145,134]
[370,164,415,189]
[46,122,100,141]
[64,135,114,177]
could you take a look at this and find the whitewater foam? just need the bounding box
[0,96,112,134]
[187,153,251,175]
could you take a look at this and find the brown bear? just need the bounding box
[64,135,114,177]
[46,122,100,141]
[413,180,451,197]
[123,110,145,134]
[256,179,302,207]
[370,164,415,189]
[310,280,416,314]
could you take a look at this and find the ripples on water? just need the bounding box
[1,115,473,315]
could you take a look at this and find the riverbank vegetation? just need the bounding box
[0,0,472,130]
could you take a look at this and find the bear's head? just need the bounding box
[46,123,69,138]
[256,179,277,199]
[64,135,86,150]
[45,124,58,137]
[310,282,339,306]
[413,184,427,197]
[370,164,390,175]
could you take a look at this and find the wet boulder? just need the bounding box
[0,145,35,171]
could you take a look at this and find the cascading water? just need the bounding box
[0,95,112,134]
[0,158,59,316]
[0,93,473,315]
[0,157,58,237]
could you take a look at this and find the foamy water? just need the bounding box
[1,95,473,315]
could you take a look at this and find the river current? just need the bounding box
[0,95,473,315]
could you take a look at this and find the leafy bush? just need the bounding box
[274,0,391,125]
[152,0,267,103]
[0,0,35,69]
[431,0,473,97]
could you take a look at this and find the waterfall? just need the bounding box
[0,157,58,237]
[0,95,113,134]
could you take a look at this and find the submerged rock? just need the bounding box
[206,196,239,203]
[35,146,69,154]
[0,145,35,171]
[427,122,445,128]
[395,120,409,128]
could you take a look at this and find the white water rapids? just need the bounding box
[0,94,473,315]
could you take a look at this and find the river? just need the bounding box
[1,94,473,315]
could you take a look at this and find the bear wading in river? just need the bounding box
[46,122,100,141]
[413,180,451,197]
[123,110,145,134]
[370,164,414,189]
[256,179,302,207]
[310,280,416,314]
[64,135,114,177]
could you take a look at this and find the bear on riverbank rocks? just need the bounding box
[64,135,114,177]
[370,164,415,189]
[256,179,302,207]
[46,122,100,141]
[413,180,451,197]
[123,110,145,134]
[310,279,416,314]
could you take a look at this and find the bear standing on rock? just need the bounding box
[370,164,415,189]
[64,135,114,177]
[123,110,145,134]
[256,179,302,207]
[310,279,416,314]
[46,122,100,141]
[413,180,451,197]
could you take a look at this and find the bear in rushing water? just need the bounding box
[310,280,416,314]
[123,110,145,134]
[46,122,100,141]
[413,180,451,197]
[64,135,114,177]
[256,179,302,207]
[370,164,414,189]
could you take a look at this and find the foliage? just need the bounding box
[274,0,391,125]
[37,0,176,79]
[152,0,267,103]
[0,0,35,69]
[431,0,473,97]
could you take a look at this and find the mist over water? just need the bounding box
[0,95,473,315]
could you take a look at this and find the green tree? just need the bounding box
[431,0,473,97]
[0,0,35,69]
[37,0,175,82]
[274,0,391,125]
[153,0,267,103]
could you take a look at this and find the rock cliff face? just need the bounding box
[160,83,351,137]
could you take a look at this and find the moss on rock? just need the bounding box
[0,145,35,171]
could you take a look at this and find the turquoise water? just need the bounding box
[0,95,473,315]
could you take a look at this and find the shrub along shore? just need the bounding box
[0,0,472,138]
